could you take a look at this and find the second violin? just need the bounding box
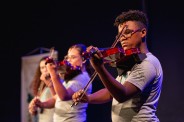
[45,57,82,81]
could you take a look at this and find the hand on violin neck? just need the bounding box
[46,63,58,79]
[86,46,104,69]
[45,57,54,65]
[40,72,49,81]
[86,46,103,58]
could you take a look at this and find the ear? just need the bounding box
[82,58,86,64]
[141,28,147,42]
[141,28,147,36]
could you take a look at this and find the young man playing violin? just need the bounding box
[72,10,163,122]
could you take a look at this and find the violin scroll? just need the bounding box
[45,57,55,65]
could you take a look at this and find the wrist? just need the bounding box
[87,94,91,103]
[40,102,45,108]
[47,81,53,88]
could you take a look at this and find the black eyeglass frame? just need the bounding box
[117,25,143,40]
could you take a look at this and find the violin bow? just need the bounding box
[49,47,55,59]
[71,26,127,107]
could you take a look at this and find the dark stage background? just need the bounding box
[1,0,184,122]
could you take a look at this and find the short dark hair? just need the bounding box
[114,10,148,29]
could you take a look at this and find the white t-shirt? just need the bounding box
[54,71,92,122]
[112,52,163,122]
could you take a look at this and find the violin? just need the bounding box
[82,47,146,75]
[45,57,82,81]
[57,60,82,81]
[82,47,124,63]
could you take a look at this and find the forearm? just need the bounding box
[50,72,70,100]
[41,96,56,109]
[88,88,112,104]
[95,65,128,102]
[48,85,56,96]
[47,63,71,100]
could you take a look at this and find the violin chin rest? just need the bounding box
[116,53,147,75]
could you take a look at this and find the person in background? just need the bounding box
[30,44,92,122]
[72,10,163,122]
[29,56,56,122]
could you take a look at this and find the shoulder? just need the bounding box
[66,71,92,92]
[138,52,163,74]
[128,52,162,82]
[67,71,90,85]
[144,52,162,67]
[73,71,90,80]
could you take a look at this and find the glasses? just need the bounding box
[117,26,142,40]
[64,55,81,60]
